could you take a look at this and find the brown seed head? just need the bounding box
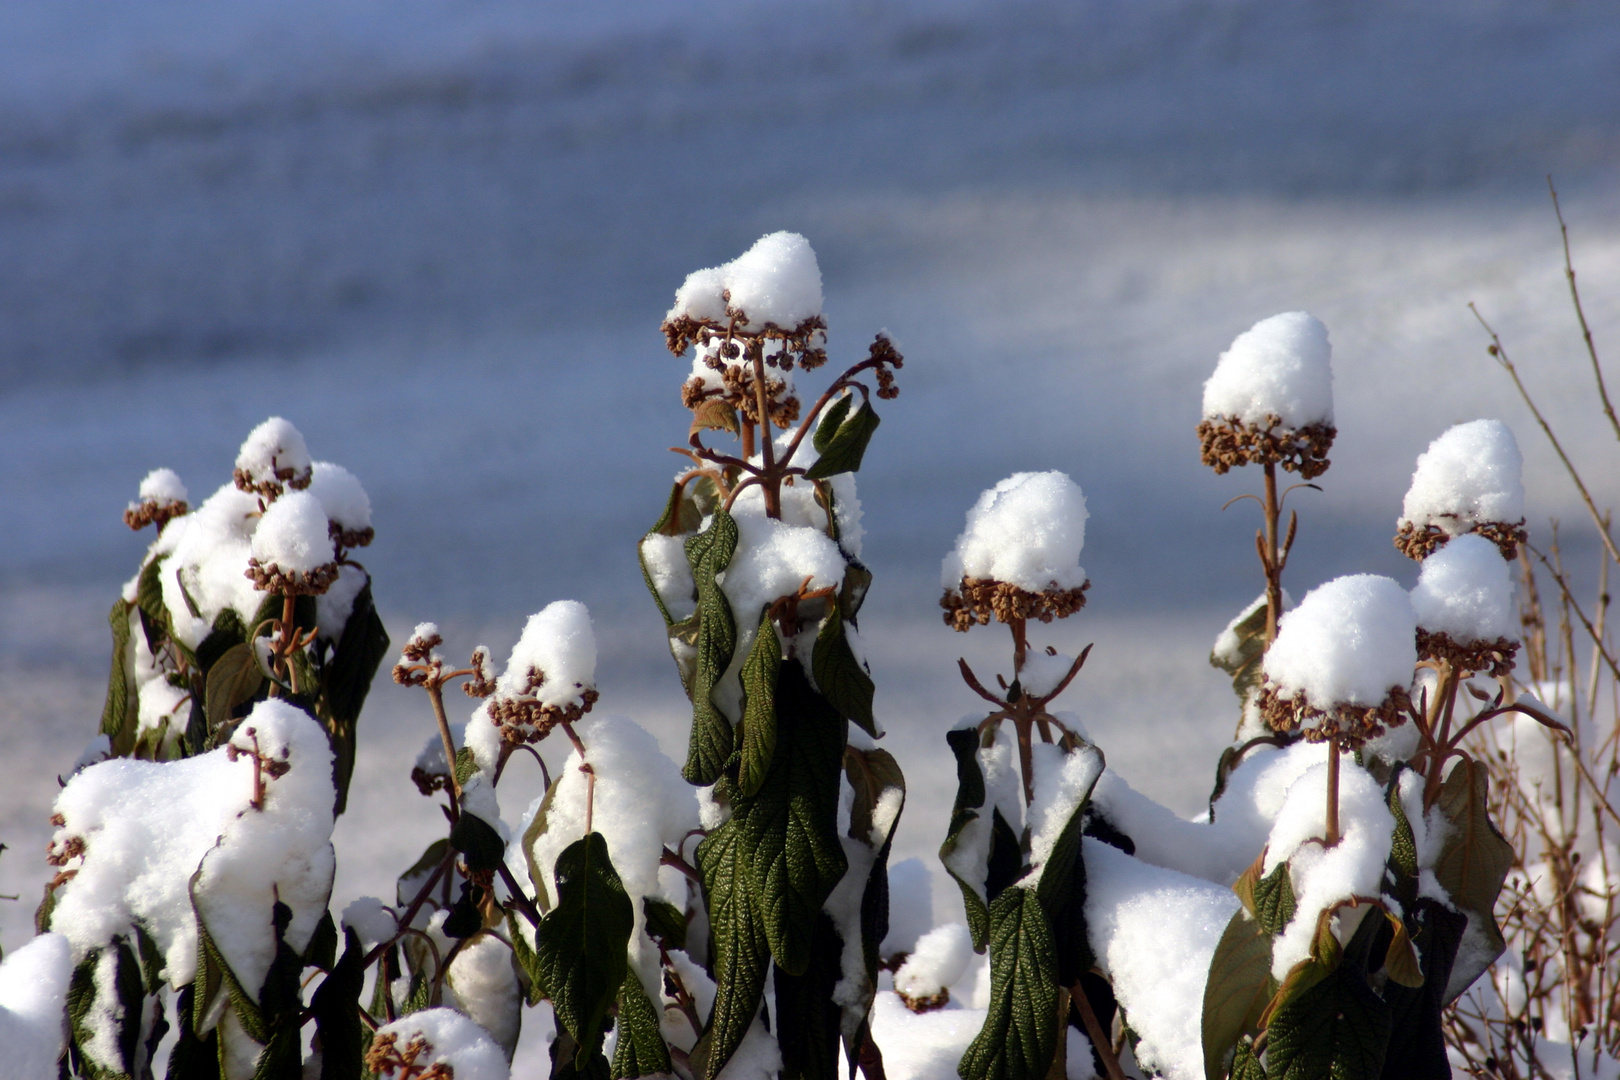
[245,557,340,596]
[1416,628,1518,678]
[123,498,189,533]
[1394,517,1526,562]
[1256,681,1412,748]
[941,577,1090,632]
[1197,415,1335,480]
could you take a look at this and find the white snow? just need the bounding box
[893,923,974,1003]
[1261,760,1395,980]
[445,932,522,1059]
[137,467,187,505]
[1084,838,1239,1080]
[0,933,73,1080]
[250,489,334,574]
[1019,650,1075,699]
[1201,311,1334,429]
[369,1008,510,1080]
[1410,533,1517,642]
[496,601,597,712]
[941,471,1088,592]
[234,417,312,489]
[156,481,265,651]
[1023,741,1105,879]
[307,461,372,533]
[1399,419,1525,532]
[49,700,337,993]
[339,896,398,950]
[1263,574,1417,708]
[640,532,698,621]
[668,232,823,332]
[719,512,846,631]
[881,857,935,958]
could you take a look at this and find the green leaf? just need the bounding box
[844,745,905,1057]
[164,984,222,1080]
[553,1033,612,1080]
[1031,742,1104,986]
[775,913,844,1080]
[812,604,876,737]
[694,821,771,1080]
[135,924,167,996]
[958,887,1060,1080]
[1231,1038,1266,1080]
[522,779,560,910]
[303,910,339,971]
[537,833,634,1068]
[612,971,673,1079]
[940,726,991,950]
[641,896,688,953]
[1235,858,1297,937]
[805,399,880,480]
[317,578,389,814]
[1202,911,1276,1080]
[450,808,507,875]
[311,928,366,1080]
[397,839,451,907]
[1379,898,1467,1080]
[1210,593,1270,702]
[506,910,547,1006]
[682,510,739,785]
[1385,769,1420,915]
[137,556,172,655]
[68,939,145,1078]
[813,394,854,455]
[1431,757,1513,998]
[737,610,781,798]
[736,662,848,976]
[401,969,431,1015]
[985,809,1024,907]
[691,399,741,438]
[101,599,139,757]
[838,561,873,624]
[454,746,478,789]
[1263,907,1390,1080]
[204,643,265,737]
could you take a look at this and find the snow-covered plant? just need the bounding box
[40,417,390,1079]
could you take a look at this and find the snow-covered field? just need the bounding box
[2,0,1619,1069]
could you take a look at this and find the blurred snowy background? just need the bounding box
[2,0,1619,1061]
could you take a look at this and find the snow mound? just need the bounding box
[498,600,597,711]
[1410,533,1517,642]
[369,1008,510,1080]
[668,231,823,331]
[1202,312,1334,429]
[137,467,187,504]
[1264,574,1416,707]
[250,489,334,573]
[941,471,1088,592]
[234,416,312,489]
[0,933,73,1080]
[1400,419,1524,532]
[307,461,372,534]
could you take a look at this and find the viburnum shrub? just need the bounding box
[6,226,1612,1080]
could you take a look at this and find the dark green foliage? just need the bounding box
[940,726,992,949]
[67,940,144,1079]
[737,611,781,798]
[1379,900,1467,1080]
[311,928,366,1080]
[775,915,844,1080]
[811,603,876,737]
[984,809,1025,907]
[450,809,507,874]
[958,888,1060,1080]
[316,579,389,813]
[695,822,772,1080]
[537,834,634,1068]
[1431,758,1513,997]
[1031,747,1102,985]
[682,510,739,785]
[101,599,138,756]
[612,972,674,1079]
[642,897,688,953]
[1261,903,1391,1080]
[1202,912,1277,1080]
[805,399,880,480]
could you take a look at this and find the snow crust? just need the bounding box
[1410,533,1517,642]
[50,700,337,993]
[497,601,597,711]
[0,933,73,1080]
[1084,838,1238,1080]
[1264,574,1416,707]
[1262,760,1394,979]
[307,461,371,532]
[1201,312,1334,428]
[137,467,187,504]
[668,231,823,331]
[1400,419,1524,531]
[369,1008,510,1080]
[250,489,334,573]
[940,471,1087,591]
[445,932,522,1058]
[234,417,311,488]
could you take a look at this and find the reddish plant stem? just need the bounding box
[1262,462,1283,646]
[1325,735,1342,848]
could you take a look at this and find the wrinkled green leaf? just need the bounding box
[506,911,547,1006]
[204,643,265,736]
[805,399,880,480]
[695,821,771,1080]
[449,808,506,875]
[1263,906,1389,1080]
[813,394,854,455]
[776,913,843,1080]
[1032,741,1104,986]
[812,604,876,737]
[1202,911,1276,1080]
[641,896,688,953]
[1380,898,1467,1080]
[1210,593,1269,702]
[737,610,781,797]
[101,599,139,757]
[68,939,144,1079]
[538,833,634,1068]
[843,745,906,1058]
[683,510,739,785]
[1235,858,1297,937]
[940,726,991,950]
[612,971,673,1079]
[137,556,171,655]
[959,887,1060,1080]
[311,928,366,1080]
[1431,757,1512,999]
[317,578,389,814]
[1385,769,1420,915]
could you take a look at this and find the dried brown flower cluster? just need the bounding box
[45,833,85,868]
[898,988,951,1014]
[661,307,829,370]
[364,1032,455,1080]
[330,521,375,551]
[682,361,801,430]
[1197,415,1336,479]
[123,497,189,532]
[1256,681,1413,747]
[1416,628,1519,679]
[866,333,903,400]
[485,665,599,744]
[941,577,1090,632]
[245,557,340,596]
[1393,517,1527,561]
[233,464,312,501]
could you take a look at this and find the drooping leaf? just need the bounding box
[812,603,876,737]
[397,839,451,907]
[303,910,339,971]
[441,882,484,939]
[1384,769,1420,915]
[68,939,145,1079]
[682,510,739,785]
[641,896,688,953]
[1430,757,1512,1000]
[165,984,222,1080]
[776,913,844,1080]
[1234,856,1297,937]
[400,969,431,1015]
[737,610,781,798]
[813,394,854,455]
[1378,898,1466,1080]
[1032,741,1104,985]
[985,808,1025,907]
[449,808,507,875]
[1202,911,1276,1080]
[506,910,547,1006]
[695,821,771,1080]
[612,971,673,1079]
[736,661,848,976]
[959,887,1060,1080]
[136,556,171,655]
[940,726,991,950]
[1210,594,1270,702]
[846,747,905,1058]
[691,399,742,438]
[311,928,366,1080]
[537,833,634,1068]
[204,643,265,737]
[1262,907,1390,1080]
[522,779,560,910]
[553,1032,612,1080]
[805,399,880,480]
[316,577,389,814]
[100,599,139,757]
[837,561,873,624]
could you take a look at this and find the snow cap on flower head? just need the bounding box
[1411,533,1519,676]
[1395,419,1526,561]
[941,471,1090,630]
[123,468,190,532]
[1198,312,1336,480]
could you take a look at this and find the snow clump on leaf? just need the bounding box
[1396,418,1526,560]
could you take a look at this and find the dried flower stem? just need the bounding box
[1324,734,1341,847]
[1070,983,1127,1080]
[1549,177,1620,446]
